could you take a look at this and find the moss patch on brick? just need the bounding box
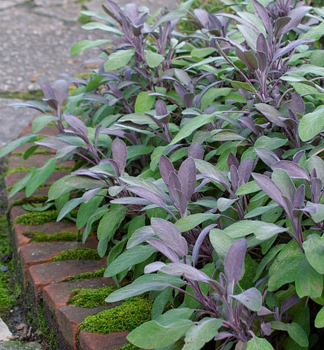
[0,215,18,318]
[52,247,100,261]
[7,166,36,174]
[79,297,152,334]
[117,343,137,350]
[8,195,48,210]
[65,267,106,281]
[24,230,79,242]
[68,285,118,308]
[14,210,59,225]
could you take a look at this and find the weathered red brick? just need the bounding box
[19,125,58,138]
[58,305,110,350]
[8,154,74,170]
[43,278,115,317]
[7,187,49,206]
[79,331,130,350]
[19,237,98,285]
[28,259,106,300]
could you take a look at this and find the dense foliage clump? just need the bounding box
[3,0,324,347]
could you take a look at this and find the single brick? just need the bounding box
[28,259,106,301]
[79,331,130,350]
[19,237,98,285]
[43,278,115,317]
[58,305,110,350]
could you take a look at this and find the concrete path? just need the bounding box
[0,0,178,147]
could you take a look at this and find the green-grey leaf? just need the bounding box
[299,105,324,142]
[0,134,39,158]
[48,175,74,201]
[236,181,260,195]
[135,91,156,113]
[254,136,288,150]
[303,234,324,274]
[170,115,215,146]
[145,51,165,68]
[104,49,135,71]
[127,319,193,349]
[70,39,110,55]
[247,337,273,350]
[57,197,83,222]
[269,240,304,291]
[183,318,222,350]
[295,258,323,298]
[104,245,156,277]
[25,158,57,197]
[231,287,262,311]
[175,213,220,232]
[286,323,308,347]
[97,205,127,242]
[307,202,324,223]
[209,228,234,262]
[315,307,324,328]
[32,114,58,133]
[82,22,123,35]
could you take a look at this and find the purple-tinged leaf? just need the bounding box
[282,6,312,34]
[214,332,233,341]
[227,152,239,170]
[52,79,69,106]
[258,307,273,316]
[155,100,168,117]
[174,189,188,217]
[280,294,301,317]
[256,51,267,72]
[271,160,310,181]
[255,104,286,127]
[40,82,55,100]
[294,185,305,209]
[160,263,210,283]
[219,272,227,288]
[244,50,258,71]
[230,165,239,193]
[146,238,180,263]
[72,169,102,180]
[144,262,166,274]
[224,239,247,284]
[274,17,291,37]
[82,188,101,203]
[64,115,88,137]
[159,155,175,186]
[194,9,210,29]
[273,39,313,62]
[188,143,204,160]
[192,224,217,267]
[174,83,185,102]
[238,158,253,184]
[253,0,270,34]
[111,197,150,205]
[255,148,280,168]
[240,116,259,135]
[128,186,170,213]
[290,92,305,117]
[151,218,188,257]
[112,138,127,175]
[183,93,194,108]
[252,173,287,210]
[231,287,262,311]
[311,178,322,204]
[261,322,272,336]
[9,101,47,113]
[168,171,182,203]
[293,150,305,165]
[178,157,196,201]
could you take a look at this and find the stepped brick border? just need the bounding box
[4,119,131,350]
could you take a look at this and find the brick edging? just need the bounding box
[5,120,130,350]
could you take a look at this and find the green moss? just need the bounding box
[37,306,59,349]
[117,344,138,350]
[14,210,58,226]
[6,183,50,193]
[11,149,52,157]
[65,267,105,281]
[7,166,36,174]
[68,285,118,308]
[24,230,79,242]
[0,90,43,101]
[52,247,100,261]
[8,195,48,210]
[0,215,17,318]
[79,297,152,334]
